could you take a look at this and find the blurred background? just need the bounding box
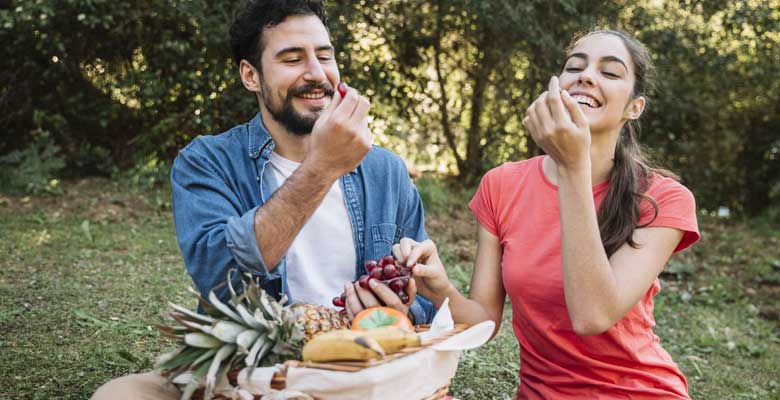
[1,2,779,399]
[1,0,778,217]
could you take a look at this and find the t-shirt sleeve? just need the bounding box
[638,177,700,253]
[469,167,501,238]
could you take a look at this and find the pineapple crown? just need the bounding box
[155,270,305,398]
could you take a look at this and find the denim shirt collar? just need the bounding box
[246,112,357,175]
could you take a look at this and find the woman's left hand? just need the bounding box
[523,76,591,172]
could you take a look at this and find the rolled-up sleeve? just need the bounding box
[171,142,273,299]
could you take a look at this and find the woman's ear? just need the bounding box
[624,96,646,120]
[239,60,262,93]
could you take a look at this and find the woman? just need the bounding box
[392,30,700,399]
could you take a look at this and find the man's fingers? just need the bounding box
[368,280,403,309]
[561,89,588,128]
[406,277,417,306]
[350,95,370,121]
[334,87,359,120]
[354,282,381,308]
[343,283,363,320]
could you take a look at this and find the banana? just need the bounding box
[302,329,385,362]
[362,326,421,354]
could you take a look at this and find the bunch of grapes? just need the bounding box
[332,255,414,308]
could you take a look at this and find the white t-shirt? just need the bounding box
[267,152,357,308]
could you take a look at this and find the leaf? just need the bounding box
[357,309,398,330]
[80,219,93,243]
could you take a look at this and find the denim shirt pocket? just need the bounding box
[370,223,401,259]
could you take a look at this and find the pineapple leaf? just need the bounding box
[236,329,261,353]
[169,302,215,324]
[205,344,236,396]
[157,346,206,370]
[184,332,222,348]
[235,303,264,330]
[209,320,247,343]
[192,347,219,367]
[208,291,243,324]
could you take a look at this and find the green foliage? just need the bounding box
[0,125,65,196]
[1,0,778,214]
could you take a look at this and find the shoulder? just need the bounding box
[173,123,248,170]
[645,173,696,205]
[480,156,541,187]
[361,145,411,178]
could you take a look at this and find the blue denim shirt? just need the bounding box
[171,113,436,324]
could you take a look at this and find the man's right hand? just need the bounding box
[304,82,372,179]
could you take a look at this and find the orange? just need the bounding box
[351,307,414,332]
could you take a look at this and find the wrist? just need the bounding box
[430,282,460,309]
[298,159,342,184]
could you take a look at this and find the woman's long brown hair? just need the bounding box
[566,30,678,257]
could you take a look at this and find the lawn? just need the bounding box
[1,178,778,399]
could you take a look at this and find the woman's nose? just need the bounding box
[578,67,596,87]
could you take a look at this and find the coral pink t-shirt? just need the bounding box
[469,156,700,400]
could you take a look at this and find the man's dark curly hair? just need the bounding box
[229,0,328,69]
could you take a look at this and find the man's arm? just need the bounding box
[254,85,372,270]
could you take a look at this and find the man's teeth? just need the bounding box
[299,92,325,99]
[572,94,598,108]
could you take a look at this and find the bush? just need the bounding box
[0,130,65,196]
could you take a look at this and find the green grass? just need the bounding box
[1,179,778,399]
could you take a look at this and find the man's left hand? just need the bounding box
[343,278,417,321]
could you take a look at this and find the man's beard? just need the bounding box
[262,81,335,135]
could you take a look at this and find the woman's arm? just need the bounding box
[525,76,685,336]
[557,167,683,335]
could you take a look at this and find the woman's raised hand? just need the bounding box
[523,76,591,172]
[392,238,455,302]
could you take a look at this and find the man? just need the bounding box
[92,1,433,398]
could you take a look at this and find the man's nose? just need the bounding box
[303,57,327,82]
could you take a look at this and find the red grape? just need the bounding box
[370,268,383,280]
[380,255,396,267]
[364,260,379,273]
[389,279,404,292]
[383,264,398,279]
[337,82,348,97]
[332,296,345,307]
[358,274,371,289]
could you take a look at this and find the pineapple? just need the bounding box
[155,270,350,399]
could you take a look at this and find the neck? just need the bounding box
[588,126,620,185]
[259,106,309,162]
[543,126,620,186]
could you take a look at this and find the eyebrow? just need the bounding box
[274,45,334,58]
[565,52,629,71]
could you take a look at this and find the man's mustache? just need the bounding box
[287,83,335,98]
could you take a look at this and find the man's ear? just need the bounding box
[625,96,646,120]
[239,60,262,93]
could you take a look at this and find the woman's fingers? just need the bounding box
[561,89,588,128]
[407,239,436,266]
[547,76,570,125]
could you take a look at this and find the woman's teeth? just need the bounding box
[572,94,599,108]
